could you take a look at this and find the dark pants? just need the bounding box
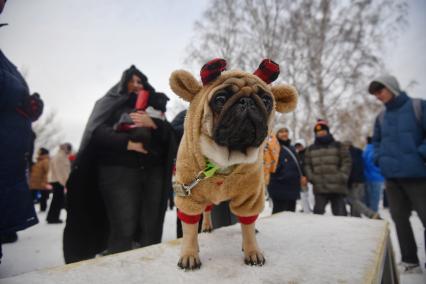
[211,201,238,229]
[98,165,166,254]
[347,183,376,218]
[383,189,389,208]
[32,189,49,211]
[31,190,39,203]
[272,199,296,214]
[386,178,426,264]
[39,190,50,212]
[314,193,347,216]
[46,182,64,222]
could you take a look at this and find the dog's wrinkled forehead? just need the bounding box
[208,75,270,98]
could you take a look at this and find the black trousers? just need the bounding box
[386,178,426,264]
[272,199,297,214]
[98,165,166,254]
[32,189,49,212]
[211,201,238,229]
[313,193,347,216]
[46,182,64,222]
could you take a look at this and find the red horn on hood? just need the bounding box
[200,58,227,85]
[254,59,280,84]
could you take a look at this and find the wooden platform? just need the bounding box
[2,213,398,284]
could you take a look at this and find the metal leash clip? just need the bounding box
[173,170,206,197]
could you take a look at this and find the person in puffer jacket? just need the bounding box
[369,74,426,273]
[304,119,351,216]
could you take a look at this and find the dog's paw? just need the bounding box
[244,250,265,266]
[201,223,213,233]
[177,254,202,271]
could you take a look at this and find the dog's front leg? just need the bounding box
[241,222,265,266]
[178,221,201,270]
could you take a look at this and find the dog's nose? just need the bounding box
[239,97,254,109]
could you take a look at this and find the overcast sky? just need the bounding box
[1,0,425,148]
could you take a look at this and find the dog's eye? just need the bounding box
[211,90,231,112]
[259,93,272,112]
[215,95,226,106]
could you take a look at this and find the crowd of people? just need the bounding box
[264,122,382,218]
[1,0,425,276]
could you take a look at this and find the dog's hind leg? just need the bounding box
[201,204,213,233]
[240,221,265,266]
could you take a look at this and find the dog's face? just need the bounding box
[170,59,297,167]
[209,77,272,153]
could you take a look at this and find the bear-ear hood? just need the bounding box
[368,75,401,96]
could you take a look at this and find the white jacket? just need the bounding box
[48,150,71,186]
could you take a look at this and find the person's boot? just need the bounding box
[398,262,422,274]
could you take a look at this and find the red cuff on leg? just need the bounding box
[238,215,258,225]
[177,209,201,224]
[204,204,213,212]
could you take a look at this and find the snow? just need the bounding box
[0,202,425,283]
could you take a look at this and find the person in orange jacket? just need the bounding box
[263,132,280,186]
[29,148,50,212]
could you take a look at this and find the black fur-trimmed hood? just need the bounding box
[118,65,155,94]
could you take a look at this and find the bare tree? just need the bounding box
[185,0,407,146]
[32,110,63,154]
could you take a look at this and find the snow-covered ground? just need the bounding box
[0,200,425,283]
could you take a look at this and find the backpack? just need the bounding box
[378,98,423,126]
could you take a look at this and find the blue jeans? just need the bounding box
[364,182,383,212]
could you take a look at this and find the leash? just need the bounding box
[173,160,220,197]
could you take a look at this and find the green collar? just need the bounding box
[203,159,220,178]
[173,159,221,197]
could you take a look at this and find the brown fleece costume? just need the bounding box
[169,59,297,269]
[170,63,297,219]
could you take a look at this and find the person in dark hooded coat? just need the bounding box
[63,65,177,263]
[267,128,302,213]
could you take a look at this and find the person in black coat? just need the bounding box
[267,128,302,213]
[63,65,177,263]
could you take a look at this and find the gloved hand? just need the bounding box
[16,92,44,122]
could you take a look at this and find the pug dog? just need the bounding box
[169,58,297,270]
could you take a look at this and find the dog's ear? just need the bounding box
[169,70,202,102]
[271,84,298,113]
